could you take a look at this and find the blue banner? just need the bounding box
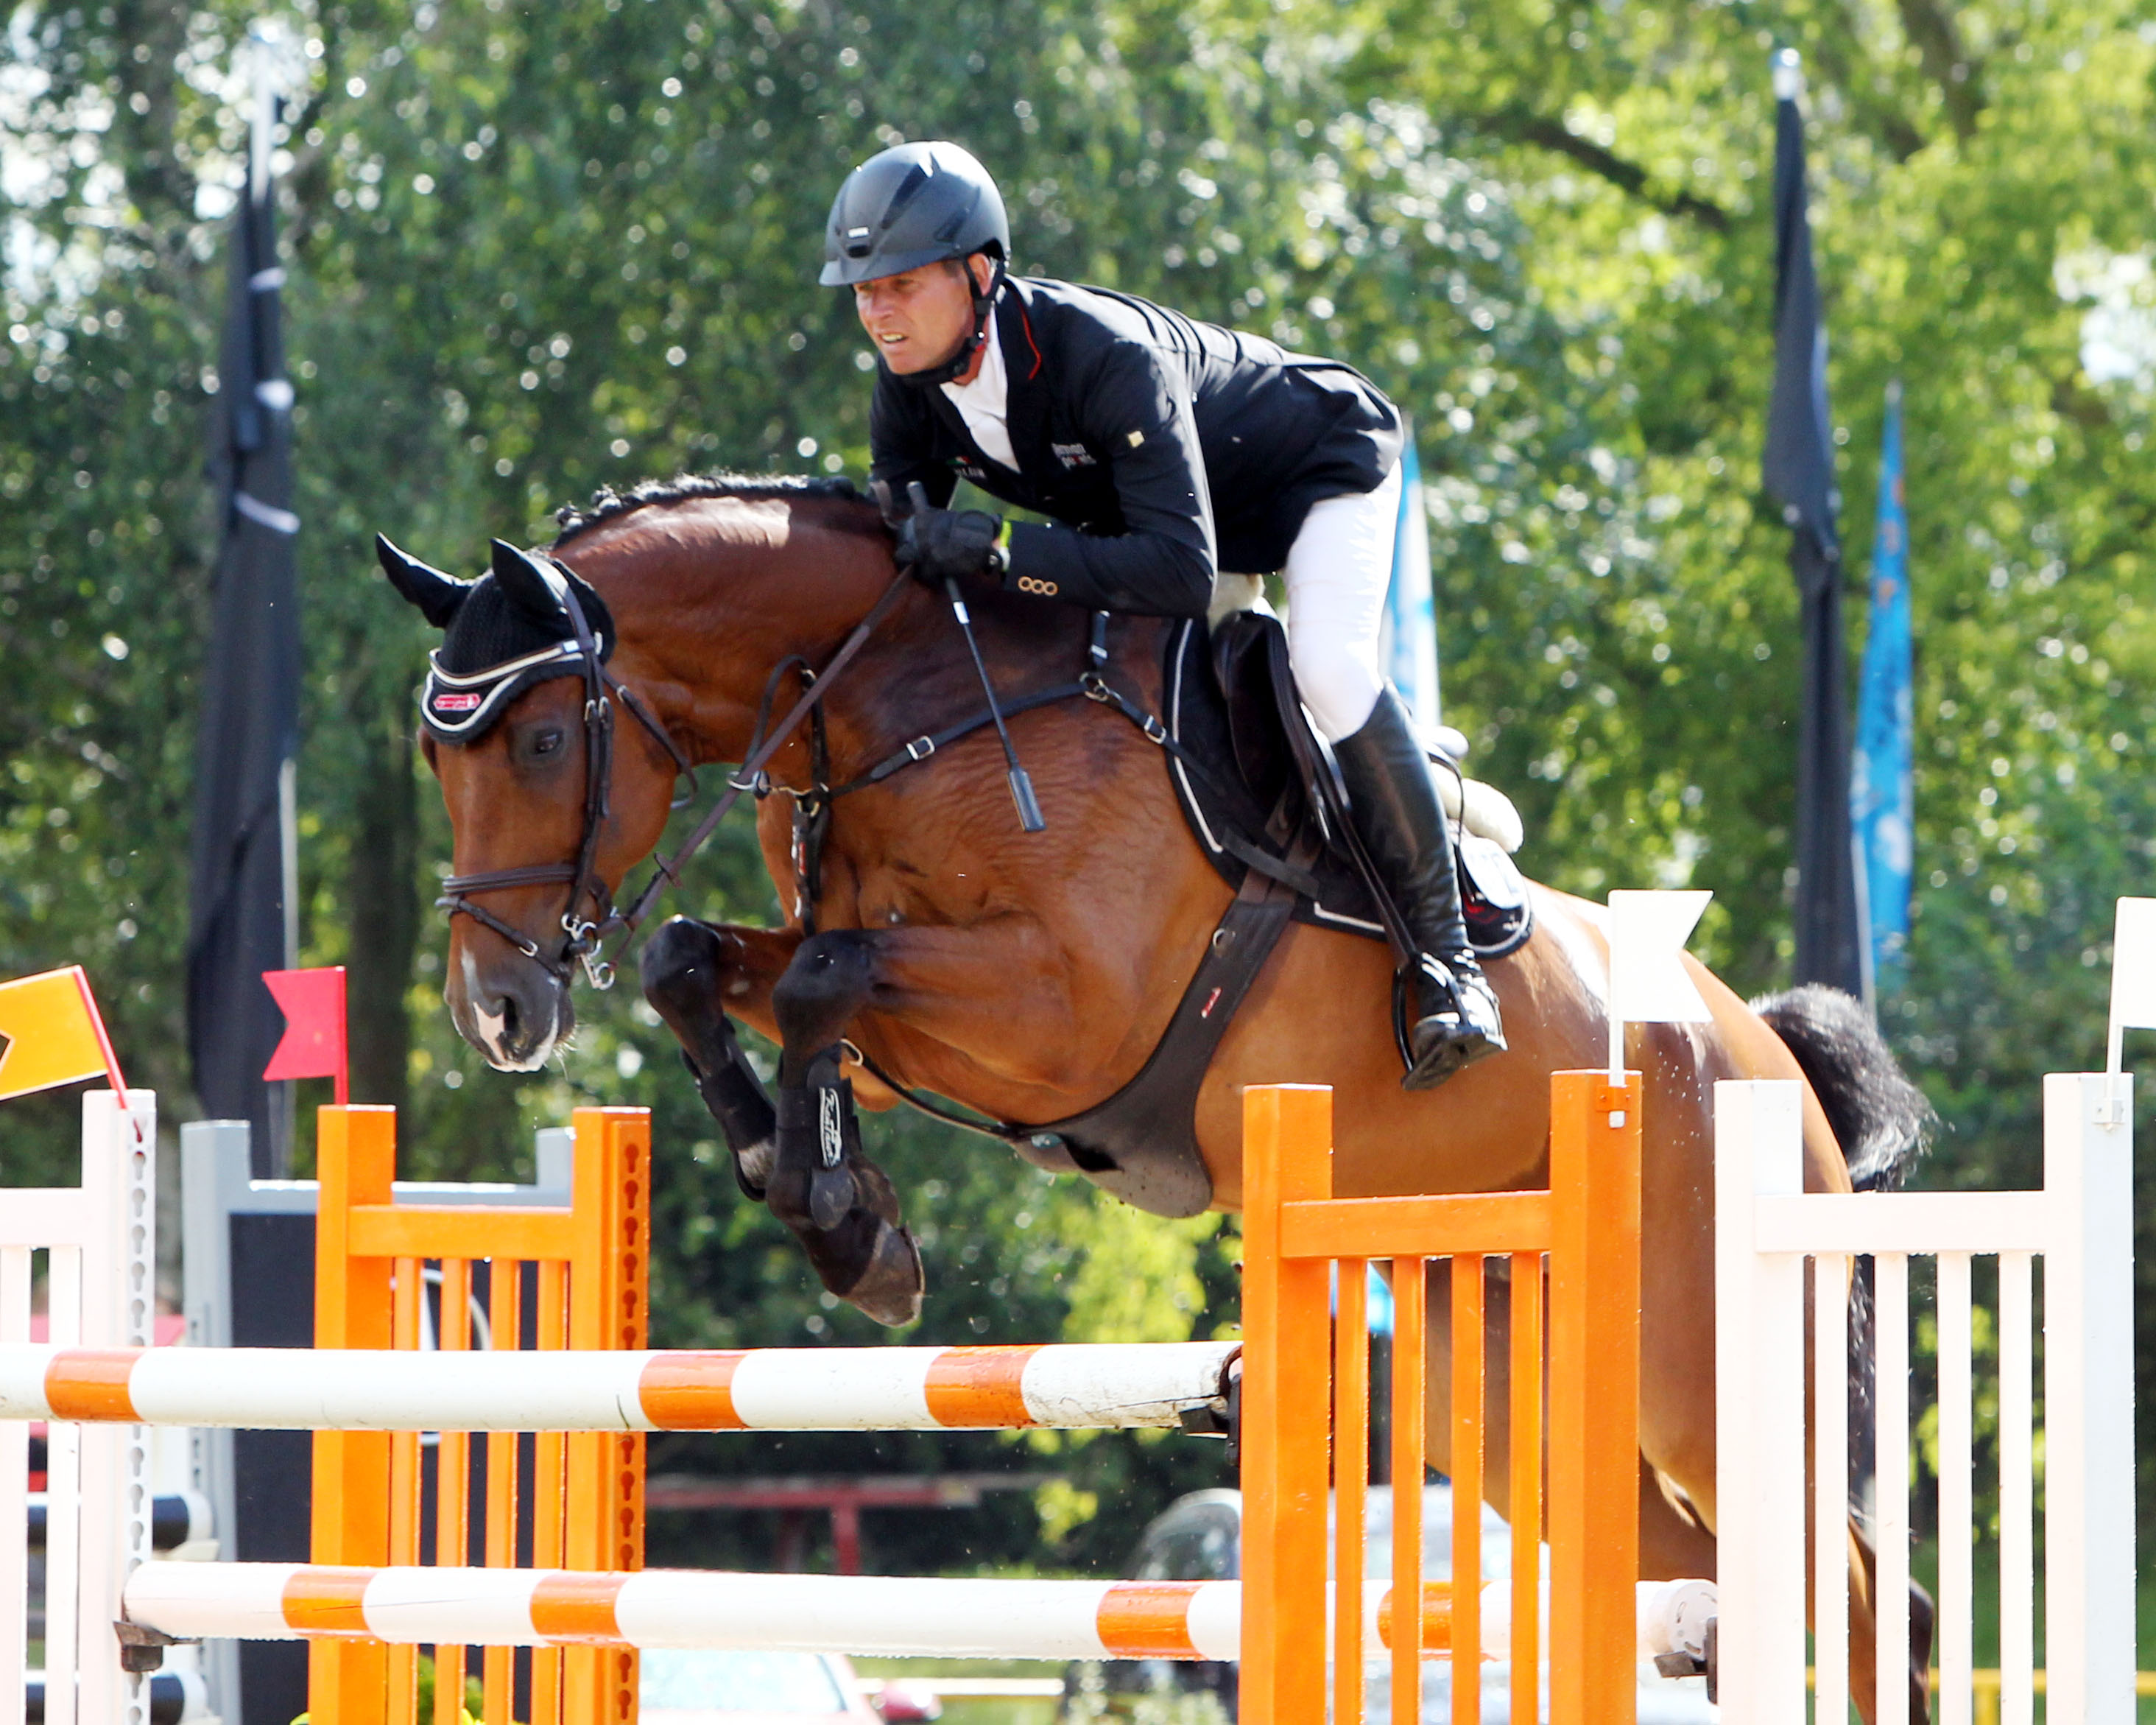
[1852,382,1913,991]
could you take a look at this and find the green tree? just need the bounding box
[6,0,2155,1561]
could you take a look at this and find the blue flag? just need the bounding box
[1852,382,1913,992]
[1381,433,1442,730]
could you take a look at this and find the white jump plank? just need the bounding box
[1749,1191,2051,1257]
[1813,1251,1848,1725]
[1874,1253,1909,1725]
[1998,1250,2033,1725]
[1936,1252,1973,1725]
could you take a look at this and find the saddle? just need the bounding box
[1004,611,1531,1218]
[1171,609,1532,955]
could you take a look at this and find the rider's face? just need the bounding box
[852,256,992,375]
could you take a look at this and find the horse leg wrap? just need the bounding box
[641,917,776,1198]
[766,1051,923,1325]
[772,1046,859,1232]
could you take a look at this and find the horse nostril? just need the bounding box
[498,994,521,1045]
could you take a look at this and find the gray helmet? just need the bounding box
[820,141,1010,287]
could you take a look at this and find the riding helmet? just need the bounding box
[819,141,1010,287]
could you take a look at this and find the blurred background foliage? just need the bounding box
[3,0,2155,1569]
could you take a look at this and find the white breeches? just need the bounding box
[1280,463,1403,742]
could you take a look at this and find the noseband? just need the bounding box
[434,558,913,989]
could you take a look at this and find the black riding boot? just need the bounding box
[1332,689,1507,1090]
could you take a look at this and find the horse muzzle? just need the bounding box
[448,941,575,1072]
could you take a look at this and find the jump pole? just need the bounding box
[121,1561,1716,1666]
[0,1341,1237,1433]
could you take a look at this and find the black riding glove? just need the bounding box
[895,503,1009,588]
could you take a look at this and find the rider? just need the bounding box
[822,140,1504,1090]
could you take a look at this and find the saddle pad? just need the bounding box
[1161,619,1532,960]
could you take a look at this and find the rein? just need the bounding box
[437,566,913,988]
[437,559,1209,1027]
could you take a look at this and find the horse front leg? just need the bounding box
[762,929,926,1327]
[755,913,1088,1324]
[639,916,797,1198]
[751,917,1090,1326]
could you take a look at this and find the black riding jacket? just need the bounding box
[869,276,1403,617]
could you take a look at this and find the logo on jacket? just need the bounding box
[1051,442,1097,469]
[954,461,987,483]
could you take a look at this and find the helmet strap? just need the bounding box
[889,255,1007,390]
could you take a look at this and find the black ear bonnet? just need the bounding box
[396,539,616,742]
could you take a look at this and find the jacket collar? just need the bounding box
[922,278,1051,483]
[996,278,1049,473]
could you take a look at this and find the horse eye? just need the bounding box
[531,728,564,757]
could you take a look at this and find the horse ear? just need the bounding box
[376,535,472,629]
[490,538,567,625]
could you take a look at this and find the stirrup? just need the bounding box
[1402,961,1507,1092]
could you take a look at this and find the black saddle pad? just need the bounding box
[1161,614,1532,959]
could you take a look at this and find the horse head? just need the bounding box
[378,533,683,1071]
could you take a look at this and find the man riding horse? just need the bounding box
[826,140,1504,1092]
[374,136,1940,1717]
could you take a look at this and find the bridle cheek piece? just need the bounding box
[431,567,690,992]
[431,554,916,994]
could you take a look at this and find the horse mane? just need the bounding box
[551,471,879,548]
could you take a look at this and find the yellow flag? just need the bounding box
[0,966,122,1103]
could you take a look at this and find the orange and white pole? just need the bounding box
[121,1562,1714,1664]
[0,1341,1236,1433]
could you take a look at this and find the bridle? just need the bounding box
[434,558,913,989]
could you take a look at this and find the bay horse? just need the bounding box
[384,472,1932,1718]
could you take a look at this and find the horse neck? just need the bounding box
[567,500,900,767]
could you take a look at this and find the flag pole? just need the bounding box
[1763,47,1864,1000]
[71,966,141,1141]
[187,20,303,1176]
[71,969,131,1100]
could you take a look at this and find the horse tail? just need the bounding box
[1749,983,1935,1527]
[1749,983,1932,1192]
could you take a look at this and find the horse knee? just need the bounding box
[772,930,877,1078]
[641,918,729,1030]
[640,919,775,1190]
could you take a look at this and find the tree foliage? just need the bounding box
[4,0,2155,1557]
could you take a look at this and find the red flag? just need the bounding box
[261,966,348,1104]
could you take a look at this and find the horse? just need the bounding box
[381,471,1934,1720]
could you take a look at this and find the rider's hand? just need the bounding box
[895,502,1009,587]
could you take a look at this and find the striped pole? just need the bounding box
[0,1341,1235,1433]
[122,1563,1717,1664]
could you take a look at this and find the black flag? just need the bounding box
[1762,51,1864,999]
[186,108,300,1175]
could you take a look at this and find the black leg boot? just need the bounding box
[1331,689,1507,1090]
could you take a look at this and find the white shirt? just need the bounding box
[940,311,1018,473]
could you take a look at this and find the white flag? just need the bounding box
[1608,890,1714,1078]
[2107,897,2156,1074]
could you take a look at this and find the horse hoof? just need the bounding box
[842,1222,924,1327]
